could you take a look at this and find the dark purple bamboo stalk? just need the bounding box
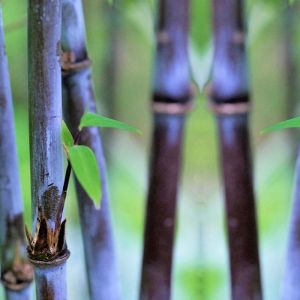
[61,1,120,299]
[140,0,191,299]
[0,7,33,300]
[28,1,69,299]
[210,1,262,299]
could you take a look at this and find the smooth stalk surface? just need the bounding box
[61,1,120,299]
[28,1,69,299]
[211,1,262,299]
[140,0,191,299]
[0,6,33,300]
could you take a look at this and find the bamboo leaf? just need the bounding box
[79,112,141,134]
[261,116,300,134]
[61,120,74,148]
[68,145,101,208]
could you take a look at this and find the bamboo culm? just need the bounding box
[0,6,33,300]
[211,0,262,299]
[140,0,191,299]
[28,1,69,299]
[61,1,120,299]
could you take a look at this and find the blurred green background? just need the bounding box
[1,0,299,299]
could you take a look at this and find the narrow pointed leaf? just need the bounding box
[61,120,74,147]
[79,112,141,134]
[68,145,101,207]
[261,116,300,134]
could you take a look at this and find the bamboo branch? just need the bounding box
[61,1,120,299]
[210,1,262,299]
[140,0,191,299]
[28,1,69,299]
[0,6,33,300]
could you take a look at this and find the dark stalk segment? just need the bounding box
[0,6,33,300]
[28,1,69,299]
[61,1,119,299]
[140,114,186,300]
[140,0,191,299]
[211,1,262,299]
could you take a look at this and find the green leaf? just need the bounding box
[68,145,101,208]
[61,120,74,148]
[79,112,141,134]
[261,116,300,134]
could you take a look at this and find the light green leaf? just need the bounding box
[68,145,101,208]
[79,112,141,134]
[261,116,300,134]
[61,120,74,148]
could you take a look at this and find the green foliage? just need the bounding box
[61,120,74,148]
[68,145,101,208]
[261,116,300,133]
[79,112,141,134]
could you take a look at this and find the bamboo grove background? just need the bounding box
[0,0,299,299]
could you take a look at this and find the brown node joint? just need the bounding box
[152,101,194,115]
[1,262,34,291]
[209,101,250,115]
[61,51,91,75]
[156,30,170,45]
[233,30,245,45]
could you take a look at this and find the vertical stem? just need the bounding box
[0,7,33,299]
[61,1,120,299]
[28,1,69,299]
[140,0,191,299]
[211,1,262,299]
[282,0,299,158]
[282,147,300,299]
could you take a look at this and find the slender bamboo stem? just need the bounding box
[282,147,300,298]
[0,7,33,300]
[282,0,299,158]
[28,1,69,299]
[211,1,262,299]
[140,0,191,299]
[61,1,120,299]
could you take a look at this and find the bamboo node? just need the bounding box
[152,101,194,115]
[1,261,34,291]
[233,30,245,45]
[157,30,170,45]
[209,102,250,115]
[61,50,91,74]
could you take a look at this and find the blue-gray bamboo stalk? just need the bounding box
[0,6,33,300]
[282,147,300,298]
[28,1,69,299]
[61,1,119,299]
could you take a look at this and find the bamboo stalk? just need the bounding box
[61,1,120,299]
[0,6,33,300]
[140,0,191,299]
[27,1,70,299]
[210,1,262,299]
[282,147,300,299]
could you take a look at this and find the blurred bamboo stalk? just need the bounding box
[27,1,70,299]
[210,1,262,299]
[0,6,33,300]
[61,1,120,299]
[281,2,300,298]
[140,0,191,299]
[282,0,299,158]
